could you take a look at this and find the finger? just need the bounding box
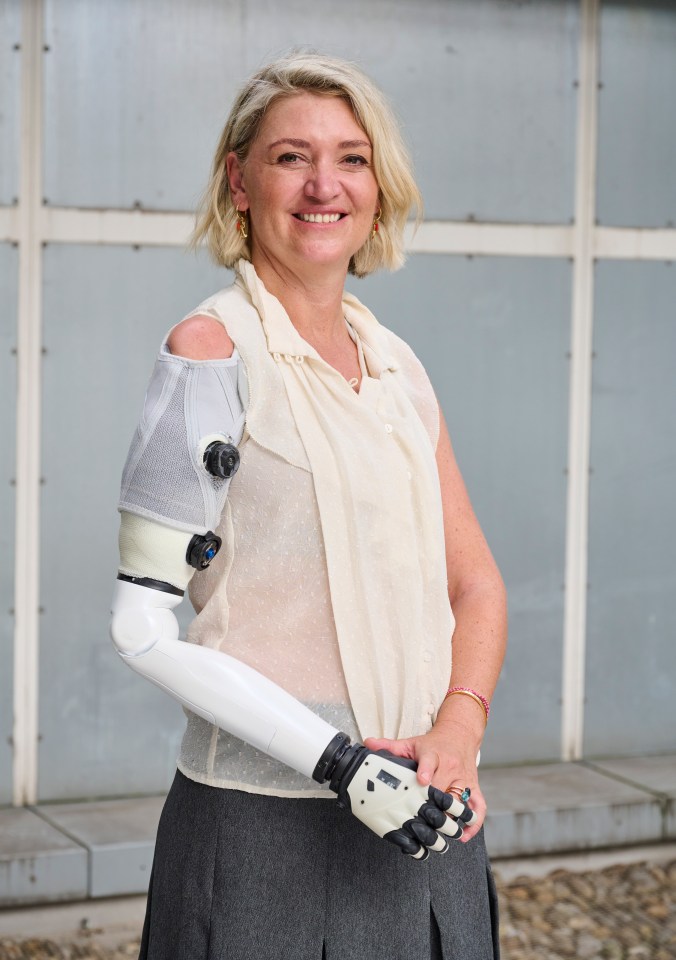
[428,785,453,811]
[429,833,449,854]
[459,820,484,844]
[418,801,447,830]
[364,737,412,759]
[385,828,429,860]
[459,823,482,844]
[438,817,463,840]
[429,785,474,823]
[409,818,446,851]
[460,791,487,834]
[460,803,486,842]
[363,736,394,750]
[460,806,478,826]
[458,802,486,843]
[413,806,452,852]
[415,750,439,786]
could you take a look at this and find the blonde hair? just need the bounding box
[192,52,422,277]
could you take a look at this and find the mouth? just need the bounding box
[293,212,346,224]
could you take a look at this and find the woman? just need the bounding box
[113,52,507,959]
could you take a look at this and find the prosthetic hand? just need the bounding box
[315,735,477,858]
[111,342,475,861]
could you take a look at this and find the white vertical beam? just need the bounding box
[561,0,599,762]
[13,0,44,805]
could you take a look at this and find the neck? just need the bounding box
[251,249,349,348]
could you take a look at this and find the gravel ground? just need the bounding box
[0,858,674,960]
[495,858,676,960]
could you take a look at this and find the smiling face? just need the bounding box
[227,92,380,279]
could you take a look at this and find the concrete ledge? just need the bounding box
[0,809,87,906]
[0,755,674,907]
[37,796,164,898]
[482,761,664,858]
[586,754,676,841]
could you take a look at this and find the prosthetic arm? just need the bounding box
[111,345,476,860]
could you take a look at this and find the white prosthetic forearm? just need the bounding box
[110,579,476,859]
[111,578,338,779]
[112,340,476,859]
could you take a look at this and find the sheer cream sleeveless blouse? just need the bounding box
[178,260,455,797]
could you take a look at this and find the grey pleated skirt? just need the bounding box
[139,769,499,960]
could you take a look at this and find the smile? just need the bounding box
[295,213,345,223]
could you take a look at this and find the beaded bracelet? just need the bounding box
[444,686,491,723]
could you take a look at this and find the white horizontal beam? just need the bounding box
[40,209,577,256]
[406,220,574,257]
[1,204,675,261]
[594,226,676,261]
[41,207,194,246]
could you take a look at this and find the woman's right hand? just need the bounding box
[329,743,476,860]
[364,723,486,845]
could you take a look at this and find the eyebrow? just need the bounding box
[267,138,372,151]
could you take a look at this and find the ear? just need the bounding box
[226,152,249,211]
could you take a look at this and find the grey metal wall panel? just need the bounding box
[348,255,571,762]
[0,244,18,804]
[597,2,676,227]
[38,244,228,801]
[243,0,579,224]
[584,261,676,756]
[0,0,21,205]
[43,0,244,211]
[43,0,578,224]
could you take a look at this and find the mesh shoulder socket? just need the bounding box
[119,350,245,534]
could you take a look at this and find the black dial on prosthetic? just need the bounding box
[186,531,222,570]
[203,441,240,479]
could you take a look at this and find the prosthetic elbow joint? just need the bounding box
[111,579,182,658]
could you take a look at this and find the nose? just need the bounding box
[304,160,339,202]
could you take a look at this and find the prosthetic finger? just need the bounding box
[409,819,449,853]
[408,817,441,849]
[385,829,429,860]
[438,817,464,840]
[418,798,464,839]
[418,801,448,830]
[459,806,478,826]
[429,785,478,827]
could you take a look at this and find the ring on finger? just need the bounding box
[445,784,471,803]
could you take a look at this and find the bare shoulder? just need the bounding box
[167,314,234,360]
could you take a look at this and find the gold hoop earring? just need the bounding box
[236,207,249,240]
[371,209,382,240]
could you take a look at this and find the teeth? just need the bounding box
[299,213,342,223]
